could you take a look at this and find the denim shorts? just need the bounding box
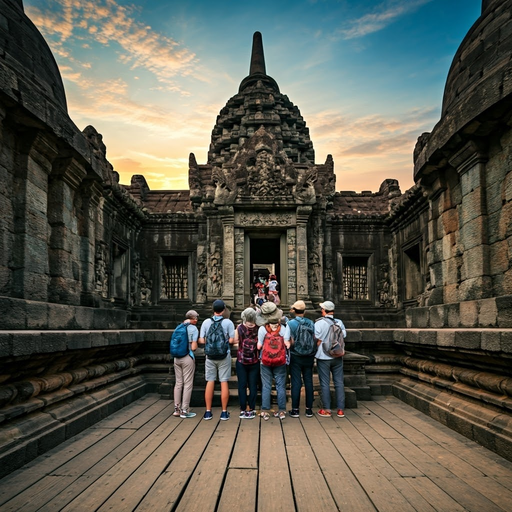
[205,354,232,382]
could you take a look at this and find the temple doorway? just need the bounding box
[245,232,288,306]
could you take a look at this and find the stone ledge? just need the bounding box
[393,378,512,462]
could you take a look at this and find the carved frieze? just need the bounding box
[236,212,295,227]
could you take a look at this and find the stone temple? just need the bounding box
[0,0,512,474]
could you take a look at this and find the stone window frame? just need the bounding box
[401,236,425,307]
[158,252,194,302]
[337,252,374,303]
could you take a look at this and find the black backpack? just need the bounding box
[291,317,315,356]
[205,318,229,359]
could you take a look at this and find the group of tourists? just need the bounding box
[253,274,280,306]
[170,297,346,421]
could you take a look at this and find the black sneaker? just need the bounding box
[289,409,300,418]
[305,408,313,417]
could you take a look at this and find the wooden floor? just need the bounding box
[1,395,512,512]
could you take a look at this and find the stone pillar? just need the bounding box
[47,157,88,304]
[80,180,103,306]
[308,211,324,302]
[296,206,312,300]
[12,131,58,301]
[287,228,297,304]
[220,206,235,308]
[234,227,245,308]
[449,142,490,301]
[324,214,334,301]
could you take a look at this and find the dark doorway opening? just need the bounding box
[250,236,281,290]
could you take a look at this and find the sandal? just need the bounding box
[260,411,270,421]
[278,411,286,420]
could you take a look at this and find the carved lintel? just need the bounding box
[449,140,488,176]
[236,212,295,227]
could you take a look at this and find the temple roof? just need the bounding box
[208,32,314,167]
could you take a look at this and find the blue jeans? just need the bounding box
[236,361,260,411]
[316,358,345,411]
[260,364,287,411]
[289,354,315,409]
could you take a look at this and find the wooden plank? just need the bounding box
[41,404,178,510]
[230,415,260,469]
[373,399,512,481]
[116,400,174,430]
[0,476,74,512]
[351,403,403,439]
[0,428,113,506]
[175,408,240,511]
[94,394,162,429]
[406,474,466,512]
[301,417,377,512]
[257,416,294,512]
[135,417,218,511]
[283,418,338,511]
[0,429,135,512]
[218,468,257,512]
[349,407,423,478]
[463,476,512,511]
[387,478,437,512]
[318,415,416,512]
[98,415,201,511]
[59,414,182,511]
[431,476,504,512]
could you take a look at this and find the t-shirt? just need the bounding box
[185,322,199,359]
[199,316,235,357]
[314,316,346,360]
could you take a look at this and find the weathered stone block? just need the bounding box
[90,331,107,347]
[0,298,27,329]
[11,333,41,356]
[459,300,478,327]
[458,276,493,302]
[446,303,460,327]
[0,333,12,357]
[419,330,437,345]
[26,301,48,329]
[48,303,77,329]
[496,295,512,327]
[429,305,447,327]
[461,189,485,225]
[490,240,510,275]
[441,207,459,234]
[393,330,405,342]
[407,308,429,328]
[460,216,487,251]
[481,331,501,351]
[478,298,497,327]
[454,330,481,349]
[74,307,95,329]
[345,330,362,342]
[437,330,456,347]
[501,332,512,353]
[67,332,92,350]
[404,330,420,344]
[40,332,67,353]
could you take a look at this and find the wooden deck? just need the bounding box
[0,395,511,512]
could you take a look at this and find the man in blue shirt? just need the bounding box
[314,301,347,418]
[199,300,235,421]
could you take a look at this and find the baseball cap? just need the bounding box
[212,299,226,313]
[291,300,306,312]
[319,300,335,312]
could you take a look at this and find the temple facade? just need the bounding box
[0,0,512,474]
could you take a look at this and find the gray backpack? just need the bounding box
[321,317,345,358]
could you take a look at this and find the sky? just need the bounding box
[24,0,482,193]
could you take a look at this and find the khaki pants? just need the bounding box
[174,355,196,411]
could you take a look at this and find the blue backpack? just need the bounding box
[170,323,190,358]
[205,318,229,359]
[291,317,315,356]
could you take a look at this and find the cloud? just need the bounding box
[336,0,433,40]
[26,0,198,92]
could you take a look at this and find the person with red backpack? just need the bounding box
[314,301,347,418]
[256,302,290,421]
[234,307,260,419]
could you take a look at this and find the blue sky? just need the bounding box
[25,0,482,193]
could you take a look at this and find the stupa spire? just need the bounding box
[249,31,266,75]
